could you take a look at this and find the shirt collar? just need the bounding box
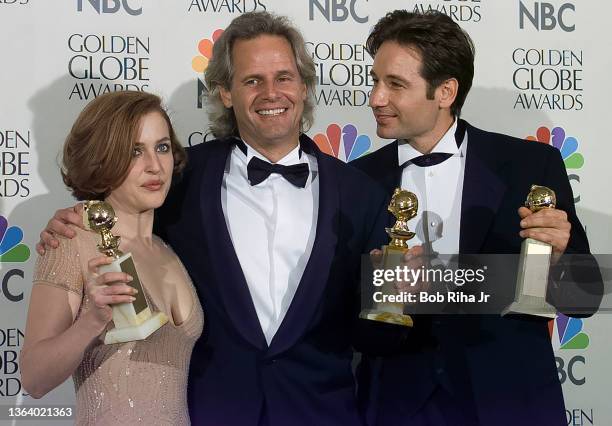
[233,139,304,166]
[229,138,318,180]
[398,119,460,167]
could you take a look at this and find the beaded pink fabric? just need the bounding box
[33,229,203,425]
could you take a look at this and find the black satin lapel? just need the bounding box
[267,137,339,357]
[200,142,267,350]
[379,140,402,195]
[460,133,507,254]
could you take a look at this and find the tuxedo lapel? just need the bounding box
[368,141,402,195]
[200,140,267,350]
[459,123,508,254]
[379,142,403,195]
[268,135,339,357]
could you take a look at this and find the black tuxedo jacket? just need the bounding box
[351,120,601,426]
[156,135,388,426]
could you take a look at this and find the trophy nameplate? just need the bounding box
[84,201,168,344]
[360,188,418,327]
[502,185,557,318]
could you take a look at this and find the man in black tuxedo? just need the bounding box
[37,12,389,426]
[351,10,601,426]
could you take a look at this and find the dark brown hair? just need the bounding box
[366,10,475,116]
[62,90,186,200]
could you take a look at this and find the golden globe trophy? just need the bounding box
[502,185,557,318]
[84,200,168,344]
[359,188,417,327]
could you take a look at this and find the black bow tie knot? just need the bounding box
[408,152,454,168]
[247,156,310,188]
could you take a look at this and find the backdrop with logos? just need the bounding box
[1,1,610,425]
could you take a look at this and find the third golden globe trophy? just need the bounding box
[84,200,168,344]
[502,185,557,318]
[359,188,418,327]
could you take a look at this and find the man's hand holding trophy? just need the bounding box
[503,185,558,318]
[360,188,421,328]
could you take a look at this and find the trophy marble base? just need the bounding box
[99,253,168,344]
[104,311,169,344]
[501,299,556,318]
[359,309,414,327]
[502,237,556,318]
[360,244,414,328]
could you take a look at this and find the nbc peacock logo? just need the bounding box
[192,29,224,108]
[549,313,589,350]
[0,216,30,263]
[192,29,224,75]
[526,126,584,170]
[313,123,371,162]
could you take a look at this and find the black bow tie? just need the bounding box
[247,157,310,188]
[400,119,467,168]
[408,152,453,167]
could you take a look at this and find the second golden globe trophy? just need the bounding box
[502,185,557,318]
[84,201,168,344]
[360,188,417,327]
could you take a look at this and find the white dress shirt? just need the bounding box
[221,142,319,344]
[398,120,468,256]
